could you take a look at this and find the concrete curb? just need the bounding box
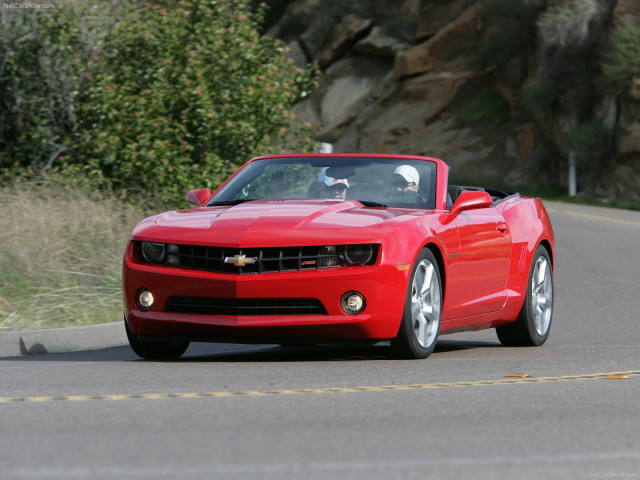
[0,321,127,357]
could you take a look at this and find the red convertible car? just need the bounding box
[123,154,554,359]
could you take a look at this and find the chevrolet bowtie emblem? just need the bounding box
[224,254,258,267]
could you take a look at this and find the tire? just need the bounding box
[496,245,553,347]
[125,317,190,360]
[391,249,442,359]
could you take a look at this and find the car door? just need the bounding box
[445,206,512,319]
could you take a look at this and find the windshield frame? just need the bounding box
[207,154,440,210]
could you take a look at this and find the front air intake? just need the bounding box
[164,297,328,316]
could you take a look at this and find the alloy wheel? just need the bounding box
[531,256,553,336]
[411,259,441,348]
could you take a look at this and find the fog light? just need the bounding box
[341,291,366,315]
[136,289,154,311]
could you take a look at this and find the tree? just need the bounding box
[1,0,320,205]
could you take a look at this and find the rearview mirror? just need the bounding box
[450,190,492,214]
[185,188,211,206]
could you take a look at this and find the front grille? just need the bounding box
[165,297,328,316]
[166,245,344,274]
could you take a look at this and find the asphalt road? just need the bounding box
[1,201,639,480]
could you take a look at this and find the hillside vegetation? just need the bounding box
[0,180,144,331]
[1,0,320,206]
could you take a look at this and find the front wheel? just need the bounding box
[125,318,190,360]
[496,245,553,346]
[391,249,442,359]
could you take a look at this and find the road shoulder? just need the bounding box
[0,321,126,357]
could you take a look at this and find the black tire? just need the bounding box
[496,245,553,347]
[125,318,190,360]
[390,249,442,359]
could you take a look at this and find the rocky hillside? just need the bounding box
[268,0,640,202]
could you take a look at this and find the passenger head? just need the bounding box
[319,167,349,199]
[392,165,419,193]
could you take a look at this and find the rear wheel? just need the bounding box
[125,318,190,360]
[496,245,553,346]
[391,249,442,359]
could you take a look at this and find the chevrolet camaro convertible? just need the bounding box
[123,154,554,360]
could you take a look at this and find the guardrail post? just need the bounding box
[569,151,577,197]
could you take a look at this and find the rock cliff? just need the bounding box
[269,0,640,202]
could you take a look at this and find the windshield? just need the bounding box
[208,156,438,209]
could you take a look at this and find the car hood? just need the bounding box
[139,200,432,246]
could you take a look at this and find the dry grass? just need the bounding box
[0,180,145,331]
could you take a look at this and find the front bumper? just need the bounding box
[123,242,409,341]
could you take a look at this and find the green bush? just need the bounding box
[479,0,540,69]
[520,81,559,113]
[568,120,614,176]
[459,90,510,126]
[603,23,640,94]
[0,2,93,175]
[1,0,320,206]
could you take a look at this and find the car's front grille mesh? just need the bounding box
[165,297,328,316]
[169,245,340,274]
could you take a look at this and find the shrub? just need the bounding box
[459,90,510,126]
[0,3,95,175]
[603,23,640,94]
[539,0,608,49]
[568,120,614,165]
[520,81,559,112]
[479,0,540,69]
[1,1,321,206]
[567,120,615,192]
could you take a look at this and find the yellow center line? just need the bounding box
[66,395,94,402]
[546,207,640,227]
[1,370,637,404]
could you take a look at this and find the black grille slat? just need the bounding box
[165,297,328,316]
[137,242,378,274]
[174,245,327,274]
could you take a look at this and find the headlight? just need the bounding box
[318,244,378,268]
[140,242,180,266]
[141,242,165,263]
[339,244,375,266]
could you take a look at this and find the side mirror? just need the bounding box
[450,190,492,214]
[185,188,211,206]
